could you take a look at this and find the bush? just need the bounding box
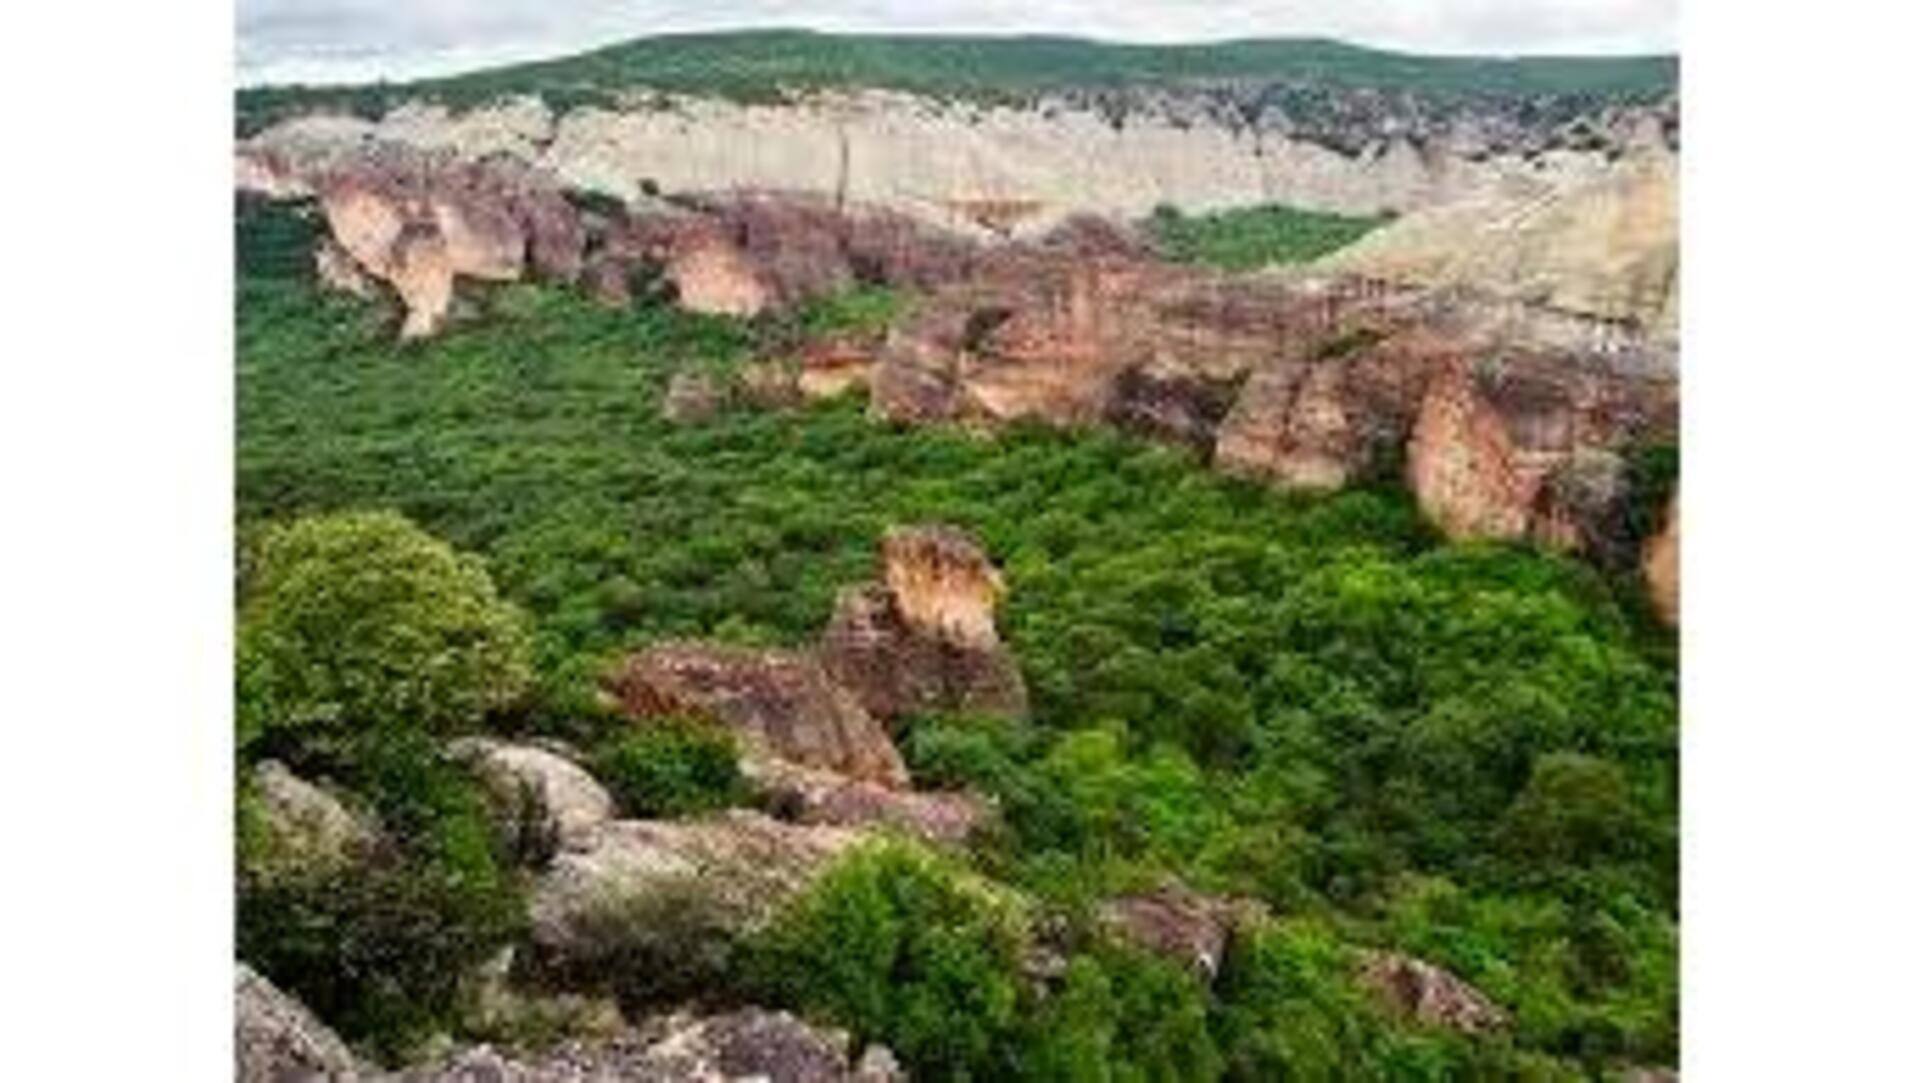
[590,717,745,818]
[745,844,1030,1080]
[535,877,741,1012]
[237,731,526,1062]
[237,510,534,750]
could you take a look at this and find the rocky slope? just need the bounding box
[241,85,1674,242]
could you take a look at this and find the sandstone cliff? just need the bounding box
[241,86,1673,241]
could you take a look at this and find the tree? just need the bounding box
[237,509,533,749]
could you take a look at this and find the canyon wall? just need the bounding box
[241,89,1675,239]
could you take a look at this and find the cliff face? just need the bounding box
[241,88,1674,239]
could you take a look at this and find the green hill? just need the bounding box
[237,28,1677,135]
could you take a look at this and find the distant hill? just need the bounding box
[236,28,1677,135]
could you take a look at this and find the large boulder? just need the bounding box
[818,525,1028,721]
[1405,353,1675,551]
[449,738,616,849]
[1356,951,1507,1035]
[606,643,908,789]
[529,811,863,960]
[384,1008,901,1082]
[1097,882,1262,981]
[746,756,992,846]
[246,760,375,881]
[235,963,362,1083]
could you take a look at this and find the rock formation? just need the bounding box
[385,1008,902,1083]
[236,963,363,1083]
[819,525,1028,721]
[247,760,376,881]
[450,738,616,848]
[242,88,1674,240]
[239,142,584,337]
[1096,882,1263,981]
[1643,491,1680,626]
[1356,951,1508,1035]
[529,810,863,960]
[1321,152,1679,340]
[745,756,991,846]
[606,643,909,789]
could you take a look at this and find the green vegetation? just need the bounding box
[236,29,1678,135]
[237,509,535,753]
[236,198,1676,1076]
[591,718,746,818]
[1147,203,1390,270]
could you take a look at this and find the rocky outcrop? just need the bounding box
[819,525,1028,721]
[746,756,991,846]
[236,963,362,1083]
[662,371,726,423]
[1322,152,1679,339]
[449,738,616,848]
[1097,883,1262,981]
[244,89,1674,240]
[247,760,375,880]
[239,142,585,337]
[529,811,863,959]
[607,643,909,789]
[386,1009,901,1083]
[1405,353,1674,556]
[1643,491,1680,626]
[1356,951,1507,1035]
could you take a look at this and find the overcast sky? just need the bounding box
[237,1,1679,87]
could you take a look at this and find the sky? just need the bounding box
[236,0,1679,87]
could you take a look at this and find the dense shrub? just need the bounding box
[237,273,1678,1075]
[237,731,525,1062]
[1147,203,1388,270]
[745,844,1030,1080]
[237,510,534,751]
[590,717,745,818]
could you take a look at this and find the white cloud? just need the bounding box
[237,0,1678,86]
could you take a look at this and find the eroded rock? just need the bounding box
[1097,882,1262,981]
[819,525,1028,721]
[529,811,863,958]
[236,963,362,1083]
[384,1008,901,1083]
[746,756,992,846]
[247,760,375,880]
[1356,951,1507,1035]
[449,737,615,849]
[1643,491,1680,626]
[607,643,908,788]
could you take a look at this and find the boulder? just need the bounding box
[746,756,992,846]
[819,525,1028,721]
[383,1008,901,1082]
[662,371,726,423]
[529,811,863,958]
[606,643,908,789]
[1643,490,1680,626]
[1096,882,1260,981]
[235,963,361,1083]
[665,228,772,317]
[448,738,616,849]
[1356,951,1507,1035]
[247,760,374,880]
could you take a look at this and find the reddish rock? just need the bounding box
[1643,490,1679,626]
[607,643,909,789]
[819,526,1028,721]
[1097,882,1262,980]
[746,756,991,847]
[1357,951,1508,1035]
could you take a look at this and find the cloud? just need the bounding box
[237,0,1678,86]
